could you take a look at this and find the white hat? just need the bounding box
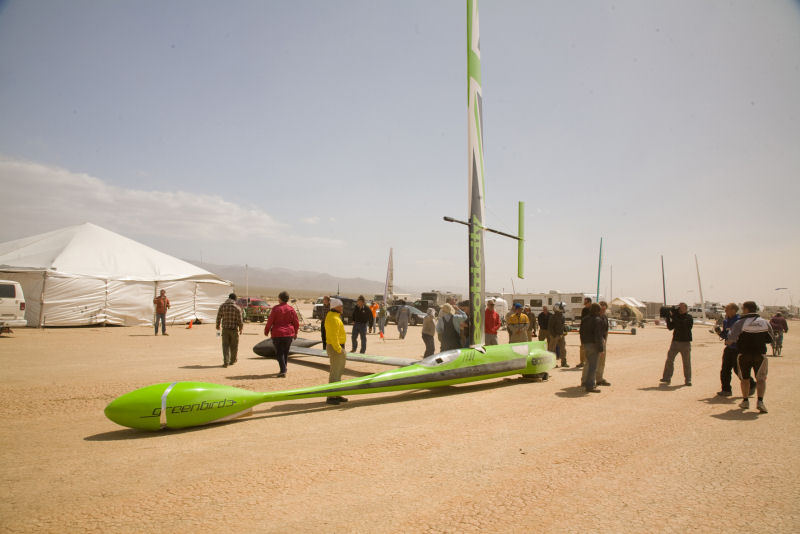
[330,298,343,309]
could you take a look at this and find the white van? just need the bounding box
[0,280,27,329]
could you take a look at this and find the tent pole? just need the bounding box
[38,271,47,328]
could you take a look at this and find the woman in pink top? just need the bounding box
[263,291,299,377]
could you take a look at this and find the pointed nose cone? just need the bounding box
[105,383,173,431]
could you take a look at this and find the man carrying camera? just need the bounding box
[659,302,693,386]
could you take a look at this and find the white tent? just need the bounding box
[0,223,233,327]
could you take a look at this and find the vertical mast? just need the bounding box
[661,255,667,305]
[596,238,603,302]
[467,0,485,346]
[383,248,393,305]
[695,254,706,321]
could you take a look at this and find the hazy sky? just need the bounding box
[1,0,798,306]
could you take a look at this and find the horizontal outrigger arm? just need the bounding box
[443,216,522,241]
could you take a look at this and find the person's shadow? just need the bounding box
[638,384,684,392]
[555,386,590,398]
[711,409,760,421]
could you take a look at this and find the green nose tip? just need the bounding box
[104,382,173,431]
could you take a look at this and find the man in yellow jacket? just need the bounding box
[506,303,530,343]
[324,298,348,405]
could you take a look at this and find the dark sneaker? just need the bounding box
[336,396,349,403]
[277,372,286,378]
[685,381,692,386]
[223,363,228,368]
[326,397,341,405]
[560,362,568,368]
[597,380,611,386]
[585,387,601,393]
[659,378,670,385]
[717,390,732,396]
[162,333,168,336]
[575,363,584,368]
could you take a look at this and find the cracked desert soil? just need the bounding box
[1,309,798,533]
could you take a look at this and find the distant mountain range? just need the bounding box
[186,261,412,298]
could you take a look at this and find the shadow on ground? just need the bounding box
[638,385,686,392]
[555,386,590,398]
[711,409,761,421]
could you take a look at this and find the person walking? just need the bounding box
[727,301,773,413]
[660,302,693,386]
[507,303,529,343]
[369,301,380,334]
[215,293,243,368]
[395,302,411,340]
[537,306,550,342]
[319,295,331,350]
[595,301,611,386]
[484,299,501,345]
[715,303,756,396]
[263,291,299,377]
[579,303,604,393]
[436,303,465,351]
[153,289,170,336]
[324,298,348,405]
[377,303,387,338]
[548,304,568,367]
[351,295,373,354]
[422,308,437,357]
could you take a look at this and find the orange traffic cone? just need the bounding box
[186,319,193,329]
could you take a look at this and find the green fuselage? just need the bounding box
[105,341,556,431]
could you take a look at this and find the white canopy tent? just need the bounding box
[0,223,233,327]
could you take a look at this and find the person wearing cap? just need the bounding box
[263,291,299,377]
[506,303,529,343]
[324,298,349,405]
[153,289,170,335]
[548,304,568,367]
[484,300,501,345]
[216,293,243,368]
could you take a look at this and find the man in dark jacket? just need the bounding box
[727,301,773,413]
[351,295,374,354]
[537,306,550,341]
[579,303,604,393]
[660,302,693,386]
[716,303,756,396]
[547,305,567,368]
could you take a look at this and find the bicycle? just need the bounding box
[292,300,320,333]
[772,331,783,357]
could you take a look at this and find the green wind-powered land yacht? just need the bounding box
[105,341,555,431]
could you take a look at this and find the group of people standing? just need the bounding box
[212,290,784,413]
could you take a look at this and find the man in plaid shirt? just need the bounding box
[216,293,243,367]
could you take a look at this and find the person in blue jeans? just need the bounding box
[153,289,170,335]
[351,295,373,353]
